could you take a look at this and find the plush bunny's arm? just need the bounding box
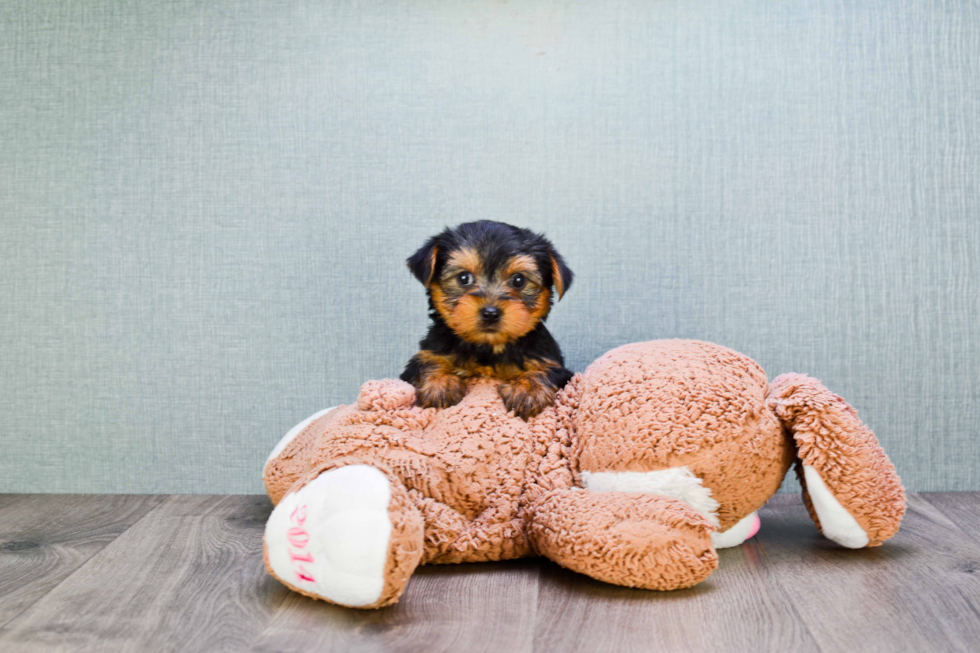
[527,488,718,590]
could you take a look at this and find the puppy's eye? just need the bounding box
[457,272,474,286]
[510,274,526,289]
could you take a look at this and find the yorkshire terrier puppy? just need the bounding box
[401,220,574,420]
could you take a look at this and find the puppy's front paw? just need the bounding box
[498,376,555,420]
[415,371,467,409]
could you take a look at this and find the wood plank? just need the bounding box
[532,537,818,653]
[917,492,980,627]
[0,494,165,629]
[756,493,980,653]
[0,495,290,653]
[920,492,980,540]
[250,559,539,653]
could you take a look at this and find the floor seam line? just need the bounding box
[0,494,171,634]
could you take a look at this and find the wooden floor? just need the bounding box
[0,493,977,653]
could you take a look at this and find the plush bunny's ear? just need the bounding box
[548,248,574,300]
[767,373,906,548]
[407,238,439,286]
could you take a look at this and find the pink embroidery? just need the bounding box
[287,527,310,548]
[295,569,315,583]
[288,550,315,564]
[287,504,314,582]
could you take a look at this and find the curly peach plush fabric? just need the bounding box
[767,373,906,546]
[263,339,906,609]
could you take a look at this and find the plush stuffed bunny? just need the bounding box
[262,339,905,609]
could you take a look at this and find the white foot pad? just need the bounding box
[803,465,869,549]
[711,512,761,549]
[265,465,393,606]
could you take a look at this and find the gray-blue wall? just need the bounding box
[2,0,978,494]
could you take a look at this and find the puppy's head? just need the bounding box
[407,220,573,348]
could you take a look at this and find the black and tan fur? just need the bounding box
[401,220,574,419]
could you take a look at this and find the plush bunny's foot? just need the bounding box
[263,463,423,608]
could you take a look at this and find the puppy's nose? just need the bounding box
[480,306,501,324]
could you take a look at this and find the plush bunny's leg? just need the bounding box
[263,459,424,609]
[264,405,353,505]
[767,374,906,548]
[265,406,339,472]
[528,488,718,590]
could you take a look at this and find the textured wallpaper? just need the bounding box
[1,0,978,494]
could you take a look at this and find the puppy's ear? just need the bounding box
[407,237,439,286]
[548,247,573,300]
